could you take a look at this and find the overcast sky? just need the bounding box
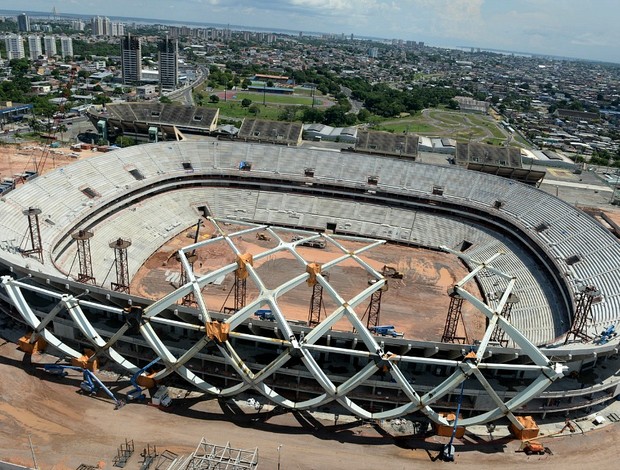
[11,0,620,63]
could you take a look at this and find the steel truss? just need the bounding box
[184,437,258,470]
[0,220,566,428]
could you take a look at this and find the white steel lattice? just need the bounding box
[1,218,566,428]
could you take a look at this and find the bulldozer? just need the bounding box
[382,265,404,279]
[521,441,546,455]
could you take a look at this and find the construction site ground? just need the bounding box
[131,220,483,342]
[0,340,619,470]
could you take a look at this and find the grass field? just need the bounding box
[228,91,315,106]
[201,101,283,121]
[376,108,515,146]
[195,84,325,121]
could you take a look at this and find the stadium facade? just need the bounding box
[0,141,619,429]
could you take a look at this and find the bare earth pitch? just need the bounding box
[130,220,484,342]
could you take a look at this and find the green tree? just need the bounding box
[249,104,260,116]
[266,80,274,88]
[322,106,348,126]
[447,99,460,110]
[116,136,137,147]
[159,96,172,104]
[93,94,111,105]
[209,94,220,103]
[278,106,296,121]
[241,78,252,90]
[300,107,324,123]
[241,98,252,108]
[357,108,371,122]
[57,124,68,141]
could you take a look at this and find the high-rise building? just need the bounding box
[91,16,111,36]
[61,36,73,58]
[5,35,25,59]
[158,36,178,90]
[111,23,125,37]
[17,13,30,32]
[121,33,142,85]
[43,36,57,58]
[71,19,85,31]
[28,35,42,60]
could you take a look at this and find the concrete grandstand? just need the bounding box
[0,141,619,432]
[88,103,219,141]
[456,142,546,185]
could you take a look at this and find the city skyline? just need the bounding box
[4,1,620,64]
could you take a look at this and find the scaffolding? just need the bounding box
[489,292,519,346]
[110,238,132,294]
[565,285,601,344]
[183,437,258,470]
[180,219,203,308]
[306,263,327,327]
[308,282,326,327]
[221,254,253,313]
[234,275,247,312]
[362,282,386,329]
[441,291,468,344]
[22,207,44,263]
[72,229,96,285]
[180,253,198,308]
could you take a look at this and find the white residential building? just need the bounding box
[60,37,73,58]
[71,20,85,31]
[43,36,57,58]
[111,23,125,37]
[5,35,25,59]
[28,35,42,60]
[91,16,111,36]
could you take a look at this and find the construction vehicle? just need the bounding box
[597,325,617,345]
[254,309,275,321]
[256,232,271,242]
[292,235,326,249]
[369,325,404,338]
[43,364,125,409]
[127,357,160,401]
[382,265,403,279]
[151,385,172,407]
[521,441,546,455]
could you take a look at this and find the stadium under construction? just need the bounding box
[0,139,619,438]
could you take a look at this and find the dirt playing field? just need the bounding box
[131,221,484,342]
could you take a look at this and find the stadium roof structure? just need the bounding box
[238,119,303,146]
[0,140,619,427]
[1,218,565,428]
[88,103,219,140]
[355,130,418,159]
[456,142,545,185]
